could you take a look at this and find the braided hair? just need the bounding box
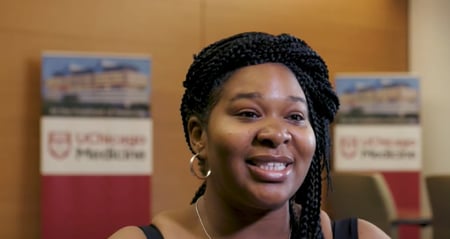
[180,32,339,238]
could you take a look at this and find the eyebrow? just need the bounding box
[230,92,307,103]
[288,95,307,103]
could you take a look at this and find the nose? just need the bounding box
[255,120,292,147]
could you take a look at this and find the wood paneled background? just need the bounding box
[0,0,407,238]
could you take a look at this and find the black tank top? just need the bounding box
[138,225,163,239]
[332,217,358,239]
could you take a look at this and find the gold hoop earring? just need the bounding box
[189,153,211,180]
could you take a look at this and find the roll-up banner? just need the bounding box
[40,51,152,239]
[333,74,421,239]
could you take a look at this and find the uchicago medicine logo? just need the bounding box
[46,128,148,162]
[48,131,72,160]
[339,136,358,159]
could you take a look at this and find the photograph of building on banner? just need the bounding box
[335,75,419,124]
[333,74,421,171]
[42,52,151,118]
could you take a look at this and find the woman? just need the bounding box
[109,32,389,239]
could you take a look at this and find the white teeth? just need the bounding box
[258,162,286,171]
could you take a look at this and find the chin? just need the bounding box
[249,191,292,209]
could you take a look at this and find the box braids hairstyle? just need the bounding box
[180,32,339,238]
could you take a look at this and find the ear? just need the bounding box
[187,116,206,153]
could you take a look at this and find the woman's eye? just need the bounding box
[237,111,259,119]
[287,113,305,122]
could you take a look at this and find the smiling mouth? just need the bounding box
[245,159,293,182]
[246,161,290,171]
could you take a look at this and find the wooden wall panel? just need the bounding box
[204,0,408,76]
[0,0,407,238]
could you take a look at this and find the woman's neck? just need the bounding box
[197,192,292,239]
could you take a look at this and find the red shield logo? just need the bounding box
[48,131,71,160]
[339,137,358,159]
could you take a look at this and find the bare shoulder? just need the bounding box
[107,225,146,239]
[319,210,333,239]
[357,219,390,239]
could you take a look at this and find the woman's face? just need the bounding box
[202,63,316,209]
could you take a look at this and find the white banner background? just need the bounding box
[334,124,421,171]
[41,117,152,175]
